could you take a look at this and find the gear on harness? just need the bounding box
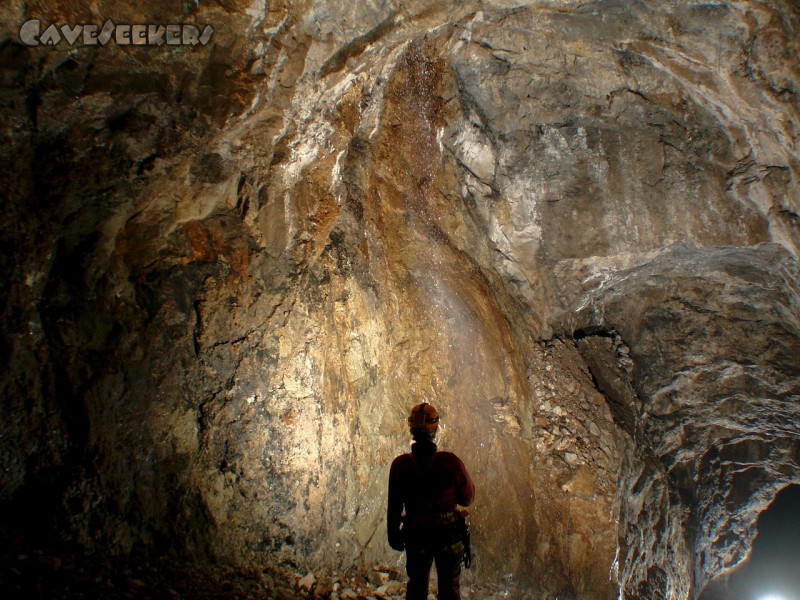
[458,510,472,569]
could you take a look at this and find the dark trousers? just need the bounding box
[406,548,462,600]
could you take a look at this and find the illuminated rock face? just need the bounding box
[1,1,799,599]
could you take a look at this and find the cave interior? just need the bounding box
[0,1,799,599]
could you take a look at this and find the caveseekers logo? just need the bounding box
[20,19,214,47]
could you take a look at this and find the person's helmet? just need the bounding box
[408,402,440,429]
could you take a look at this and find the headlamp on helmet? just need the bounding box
[408,402,440,429]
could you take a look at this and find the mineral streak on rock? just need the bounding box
[0,1,798,599]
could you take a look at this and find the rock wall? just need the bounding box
[1,1,799,599]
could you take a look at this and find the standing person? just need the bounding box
[387,402,475,600]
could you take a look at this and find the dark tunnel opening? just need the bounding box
[700,484,800,600]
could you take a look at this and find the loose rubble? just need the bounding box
[0,544,562,600]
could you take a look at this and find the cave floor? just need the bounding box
[0,556,544,600]
[0,541,544,600]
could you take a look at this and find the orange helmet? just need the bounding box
[408,402,440,429]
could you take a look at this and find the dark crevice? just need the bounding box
[573,330,638,438]
[319,12,398,78]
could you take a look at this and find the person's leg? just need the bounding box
[406,549,434,600]
[434,550,462,600]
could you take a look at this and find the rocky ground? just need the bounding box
[1,542,549,600]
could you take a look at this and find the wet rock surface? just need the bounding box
[1,1,799,599]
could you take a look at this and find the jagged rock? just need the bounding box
[566,244,800,597]
[298,572,317,593]
[314,575,337,598]
[275,588,297,600]
[376,580,403,596]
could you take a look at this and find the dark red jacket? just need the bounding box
[387,441,475,550]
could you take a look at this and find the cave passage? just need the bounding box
[700,485,800,600]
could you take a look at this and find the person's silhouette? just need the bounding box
[387,402,475,600]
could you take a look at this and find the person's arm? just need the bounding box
[387,457,405,551]
[453,455,475,507]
